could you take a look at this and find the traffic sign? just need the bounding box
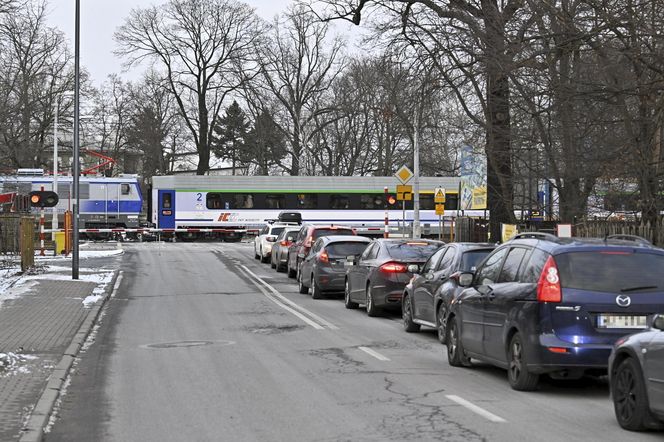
[395,165,413,184]
[396,184,412,201]
[435,204,445,215]
[434,187,446,203]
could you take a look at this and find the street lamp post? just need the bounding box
[72,0,80,279]
[413,109,421,239]
[52,100,59,241]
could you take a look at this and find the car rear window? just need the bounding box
[312,228,354,239]
[555,251,664,293]
[460,250,493,272]
[326,242,369,257]
[386,242,441,260]
[270,227,286,236]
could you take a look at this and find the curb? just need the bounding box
[19,270,121,442]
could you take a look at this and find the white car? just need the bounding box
[254,223,299,263]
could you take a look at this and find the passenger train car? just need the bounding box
[0,173,142,230]
[150,175,462,240]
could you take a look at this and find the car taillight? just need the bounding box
[537,256,562,303]
[318,250,329,263]
[280,240,290,246]
[380,262,407,273]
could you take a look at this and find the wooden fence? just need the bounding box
[0,214,34,271]
[575,219,664,247]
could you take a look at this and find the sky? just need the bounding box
[45,0,295,85]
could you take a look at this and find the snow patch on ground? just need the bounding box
[35,249,124,260]
[0,352,38,377]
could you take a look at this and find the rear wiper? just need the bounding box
[620,285,658,293]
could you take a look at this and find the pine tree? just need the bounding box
[212,101,250,175]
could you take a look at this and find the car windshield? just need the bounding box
[312,228,354,239]
[555,251,664,293]
[460,249,493,272]
[326,242,369,257]
[270,227,285,236]
[386,242,441,260]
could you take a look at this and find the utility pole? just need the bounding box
[52,101,59,240]
[413,110,421,238]
[72,0,80,279]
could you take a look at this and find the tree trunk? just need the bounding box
[196,94,209,175]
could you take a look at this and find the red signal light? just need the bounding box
[30,194,41,204]
[387,196,396,205]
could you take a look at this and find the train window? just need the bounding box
[445,194,458,210]
[420,194,435,210]
[163,193,172,209]
[330,194,350,209]
[206,193,225,209]
[297,194,318,209]
[265,194,285,209]
[234,194,254,208]
[121,183,131,195]
[360,194,383,209]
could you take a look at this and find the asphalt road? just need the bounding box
[45,242,663,441]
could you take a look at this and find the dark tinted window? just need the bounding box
[498,247,528,283]
[330,195,350,209]
[361,243,376,260]
[326,242,370,257]
[386,242,441,260]
[521,248,549,283]
[437,248,456,270]
[555,251,664,293]
[270,227,285,236]
[162,193,172,209]
[459,250,493,272]
[423,247,446,273]
[476,247,508,285]
[265,194,285,209]
[297,194,318,209]
[312,228,354,239]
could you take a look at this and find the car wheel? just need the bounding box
[447,316,471,367]
[366,285,380,317]
[260,248,269,263]
[507,333,539,391]
[287,260,296,278]
[311,275,323,299]
[402,294,420,332]
[436,304,447,344]
[270,255,276,269]
[254,246,260,259]
[298,271,309,294]
[345,279,358,309]
[612,357,663,431]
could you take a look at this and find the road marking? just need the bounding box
[358,346,390,361]
[445,395,507,423]
[240,265,339,330]
[111,271,123,298]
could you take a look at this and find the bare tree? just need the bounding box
[259,6,345,175]
[115,0,265,175]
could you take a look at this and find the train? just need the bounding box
[149,175,465,241]
[0,171,143,234]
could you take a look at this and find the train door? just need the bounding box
[158,189,175,228]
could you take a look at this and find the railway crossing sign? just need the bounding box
[435,204,445,215]
[434,187,446,203]
[396,184,412,201]
[395,165,414,184]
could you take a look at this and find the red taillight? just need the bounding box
[380,262,407,273]
[280,240,290,246]
[537,256,562,303]
[318,250,329,263]
[547,347,569,354]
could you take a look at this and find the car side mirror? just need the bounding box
[408,264,420,274]
[654,315,664,331]
[458,272,474,287]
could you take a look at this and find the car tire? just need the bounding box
[298,271,309,294]
[436,304,447,344]
[507,333,540,391]
[254,246,260,260]
[447,316,471,367]
[260,248,269,263]
[345,279,358,309]
[270,256,276,269]
[612,357,664,431]
[402,294,420,332]
[366,285,380,317]
[311,275,323,299]
[287,261,296,278]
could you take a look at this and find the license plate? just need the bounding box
[597,314,648,329]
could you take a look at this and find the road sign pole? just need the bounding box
[402,200,406,238]
[384,186,389,238]
[72,0,80,280]
[413,113,420,239]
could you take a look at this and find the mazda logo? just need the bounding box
[616,295,631,308]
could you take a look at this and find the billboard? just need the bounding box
[459,145,487,210]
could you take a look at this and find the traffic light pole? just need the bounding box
[72,0,80,280]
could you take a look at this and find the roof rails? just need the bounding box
[605,234,652,246]
[512,232,561,242]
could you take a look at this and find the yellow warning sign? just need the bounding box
[396,184,412,201]
[434,187,446,203]
[435,204,445,215]
[395,165,414,184]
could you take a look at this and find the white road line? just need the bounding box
[237,267,325,330]
[240,265,339,330]
[111,271,123,298]
[445,395,507,423]
[358,346,390,361]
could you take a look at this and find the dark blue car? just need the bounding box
[447,233,664,391]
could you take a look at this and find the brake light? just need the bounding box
[547,347,569,354]
[318,250,329,263]
[280,240,290,246]
[537,256,562,303]
[380,262,407,273]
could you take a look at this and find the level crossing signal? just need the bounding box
[29,191,59,208]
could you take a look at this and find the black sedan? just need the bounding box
[402,242,495,343]
[298,235,372,299]
[609,314,664,431]
[344,239,443,316]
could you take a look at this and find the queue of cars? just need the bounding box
[251,221,664,432]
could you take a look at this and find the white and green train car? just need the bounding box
[150,175,462,240]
